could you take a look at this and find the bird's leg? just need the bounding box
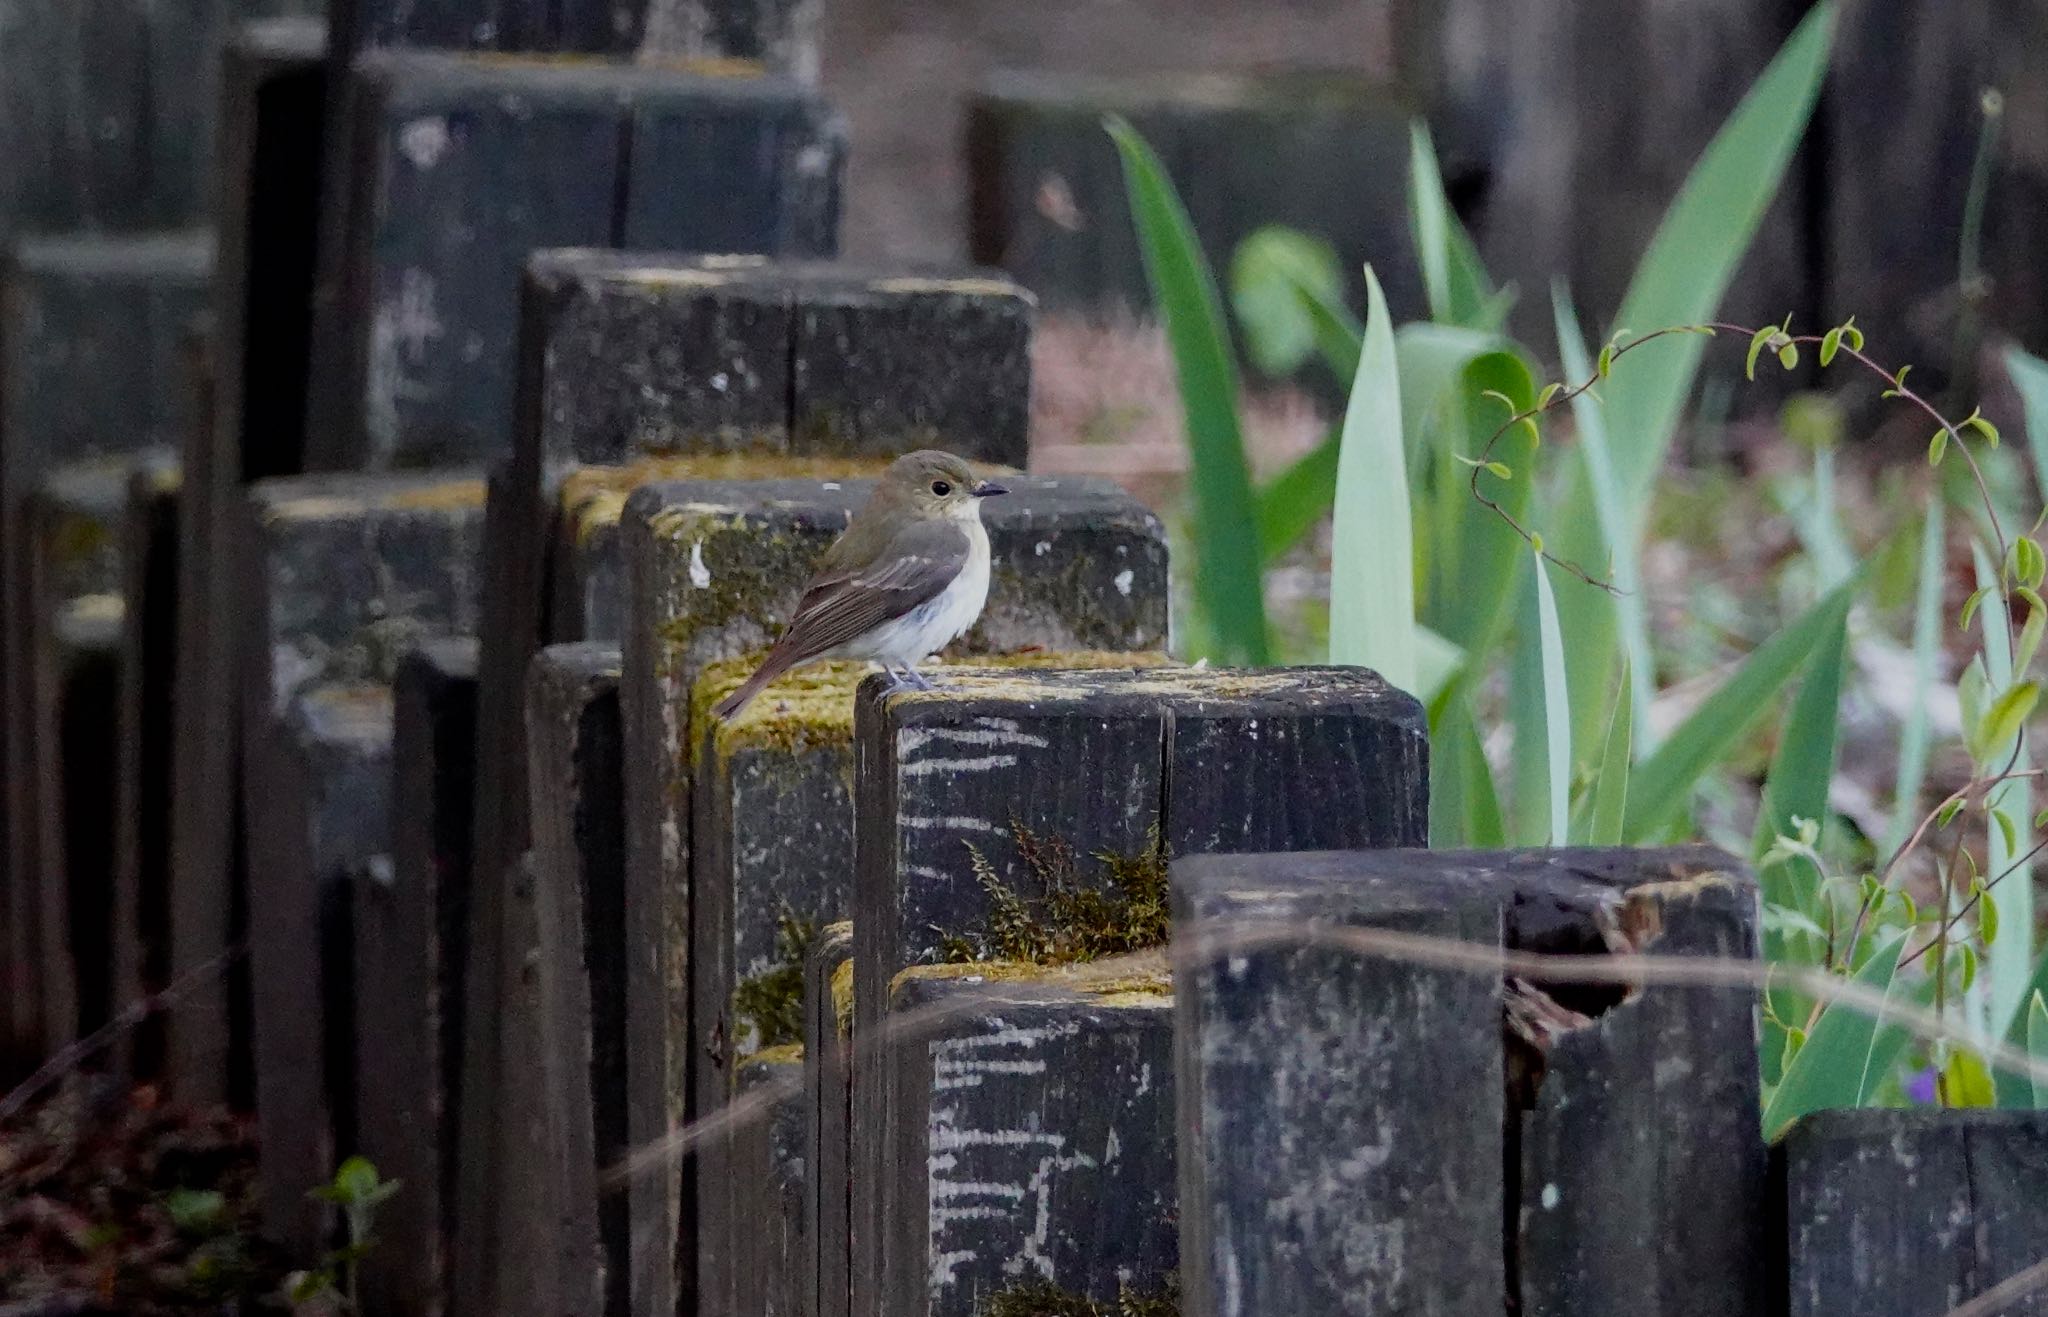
[905,662,939,691]
[877,663,913,695]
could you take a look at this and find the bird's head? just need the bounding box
[884,450,1009,523]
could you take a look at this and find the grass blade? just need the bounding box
[1604,3,1836,503]
[1425,351,1540,668]
[1762,929,1919,1141]
[1999,951,2048,1106]
[1884,498,1947,855]
[1973,543,2035,1039]
[1582,658,1633,846]
[1328,266,1415,694]
[1533,552,1573,844]
[2031,993,2048,1109]
[2004,346,2048,505]
[1751,594,1850,889]
[1430,695,1507,849]
[1626,577,1858,842]
[1255,430,1339,563]
[1408,121,1504,330]
[1107,114,1268,664]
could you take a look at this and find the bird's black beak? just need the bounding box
[972,480,1009,498]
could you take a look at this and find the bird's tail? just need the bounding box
[712,649,798,720]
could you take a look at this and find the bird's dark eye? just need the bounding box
[931,480,952,497]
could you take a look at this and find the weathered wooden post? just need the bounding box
[112,452,184,1080]
[1,231,210,1070]
[730,1048,809,1317]
[621,474,1168,1314]
[235,471,485,1258]
[1172,845,1763,1316]
[353,639,479,1317]
[848,668,1430,1316]
[302,54,844,473]
[805,920,857,1317]
[1783,1108,2048,1317]
[168,15,329,1105]
[524,641,629,1317]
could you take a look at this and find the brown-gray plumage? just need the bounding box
[713,451,1007,719]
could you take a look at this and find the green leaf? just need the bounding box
[2030,992,2048,1108]
[1980,682,2040,758]
[1429,695,1507,848]
[164,1188,227,1234]
[1554,287,1656,752]
[1328,266,1414,694]
[1582,658,1634,846]
[1627,578,1859,841]
[2005,346,2048,507]
[1820,327,1842,366]
[1997,952,2048,1105]
[1746,326,1774,381]
[1762,929,1920,1141]
[1983,884,2003,947]
[1533,552,1573,845]
[1946,1047,1999,1107]
[1752,592,1850,916]
[1604,3,1836,504]
[1230,225,1345,378]
[1254,430,1339,563]
[1108,115,1268,664]
[1929,429,1949,467]
[1408,121,1505,329]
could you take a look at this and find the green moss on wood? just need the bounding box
[731,907,820,1055]
[978,1275,1180,1316]
[937,822,1169,967]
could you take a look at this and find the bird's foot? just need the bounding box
[905,666,940,691]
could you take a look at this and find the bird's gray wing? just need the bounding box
[770,518,972,662]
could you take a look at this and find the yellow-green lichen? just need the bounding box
[936,822,1170,968]
[385,477,487,511]
[691,657,868,764]
[830,958,855,1039]
[978,1275,1180,1316]
[738,1042,804,1073]
[889,960,1171,1007]
[730,909,820,1055]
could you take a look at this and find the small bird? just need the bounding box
[712,450,1009,719]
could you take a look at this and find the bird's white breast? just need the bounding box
[858,517,991,666]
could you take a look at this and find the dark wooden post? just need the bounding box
[112,453,183,1080]
[525,641,629,1317]
[2,233,210,1071]
[804,920,856,1317]
[168,18,328,1105]
[235,471,485,1259]
[850,668,1429,1316]
[729,1047,808,1317]
[620,476,1169,1314]
[1171,846,1763,1317]
[302,53,845,472]
[354,639,480,1317]
[1783,1109,2048,1317]
[869,966,1180,1317]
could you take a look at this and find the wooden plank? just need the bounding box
[850,668,1429,1317]
[526,642,629,1317]
[619,472,1170,1317]
[871,967,1178,1317]
[302,52,844,471]
[354,639,480,1317]
[242,681,393,1260]
[112,454,182,1081]
[730,1047,807,1317]
[1172,849,1504,1316]
[1784,1109,2048,1316]
[802,920,854,1317]
[20,461,132,1057]
[167,19,327,1104]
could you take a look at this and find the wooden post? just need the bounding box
[168,17,327,1105]
[2,233,209,1072]
[242,680,393,1259]
[730,1048,809,1317]
[525,641,629,1317]
[327,0,821,76]
[621,476,1170,1315]
[804,920,856,1317]
[870,966,1179,1317]
[1170,845,1762,1316]
[1783,1109,2048,1317]
[113,454,183,1081]
[302,53,845,471]
[236,472,485,1259]
[1173,850,1503,1316]
[966,71,1418,322]
[354,639,479,1317]
[22,460,134,1054]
